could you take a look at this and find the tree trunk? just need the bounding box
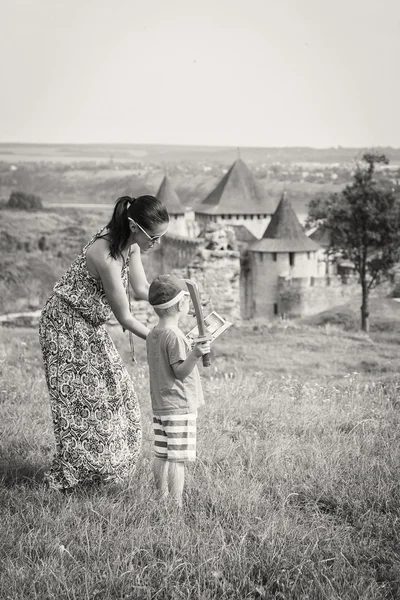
[360,281,370,332]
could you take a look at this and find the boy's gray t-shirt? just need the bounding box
[146,326,204,416]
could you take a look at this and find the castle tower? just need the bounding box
[194,158,276,239]
[156,174,188,236]
[244,192,321,319]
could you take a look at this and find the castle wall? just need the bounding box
[315,248,338,276]
[195,213,271,239]
[185,210,201,237]
[278,274,396,318]
[248,252,278,319]
[278,275,361,317]
[166,213,201,237]
[167,215,190,237]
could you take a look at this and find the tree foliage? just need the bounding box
[307,153,400,331]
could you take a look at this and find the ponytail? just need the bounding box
[106,195,169,259]
[106,196,132,259]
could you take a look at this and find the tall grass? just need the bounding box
[1,327,399,599]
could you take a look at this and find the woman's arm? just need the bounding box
[95,249,149,340]
[129,244,150,301]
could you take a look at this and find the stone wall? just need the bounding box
[278,275,360,317]
[278,274,395,317]
[141,226,242,322]
[142,234,204,282]
[174,249,241,321]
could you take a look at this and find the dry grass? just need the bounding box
[1,324,400,599]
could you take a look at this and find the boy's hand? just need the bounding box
[193,341,211,358]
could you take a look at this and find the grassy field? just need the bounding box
[1,320,400,599]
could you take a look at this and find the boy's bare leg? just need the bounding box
[168,462,185,507]
[153,458,169,498]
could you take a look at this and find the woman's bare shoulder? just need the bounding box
[86,236,110,261]
[86,236,123,278]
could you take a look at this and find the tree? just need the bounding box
[307,153,400,332]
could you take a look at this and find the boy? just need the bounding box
[146,274,211,507]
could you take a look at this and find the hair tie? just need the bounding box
[127,197,137,208]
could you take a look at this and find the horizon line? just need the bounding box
[0,141,400,151]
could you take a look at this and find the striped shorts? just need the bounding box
[153,413,197,462]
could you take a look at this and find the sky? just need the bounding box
[1,0,400,148]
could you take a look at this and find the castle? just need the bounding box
[143,159,365,322]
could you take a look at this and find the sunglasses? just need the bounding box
[129,219,166,243]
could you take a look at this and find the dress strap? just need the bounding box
[82,227,107,254]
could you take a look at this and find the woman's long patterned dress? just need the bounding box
[39,230,141,490]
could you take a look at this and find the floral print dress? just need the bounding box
[39,230,141,490]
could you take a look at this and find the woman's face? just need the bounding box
[131,219,169,252]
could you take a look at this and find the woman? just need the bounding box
[39,195,169,491]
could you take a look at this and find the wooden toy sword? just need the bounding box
[185,279,212,367]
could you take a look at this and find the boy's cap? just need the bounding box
[149,274,189,309]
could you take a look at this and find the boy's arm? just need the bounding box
[172,342,211,381]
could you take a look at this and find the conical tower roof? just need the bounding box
[309,225,331,248]
[156,175,185,215]
[195,158,276,216]
[250,192,321,252]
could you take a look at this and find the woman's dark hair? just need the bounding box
[105,195,169,259]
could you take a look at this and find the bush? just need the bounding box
[7,191,43,211]
[38,235,47,251]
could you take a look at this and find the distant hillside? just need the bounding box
[0,207,108,314]
[0,160,344,219]
[1,142,400,165]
